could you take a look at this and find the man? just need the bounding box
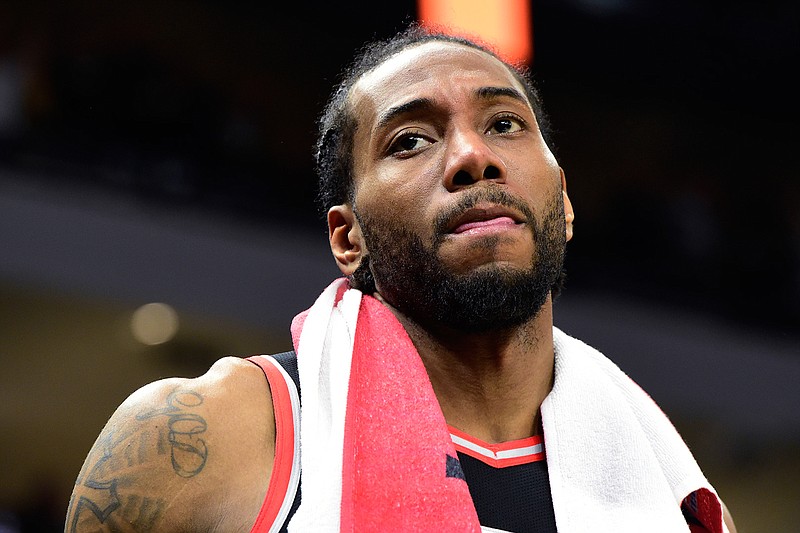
[66,25,737,532]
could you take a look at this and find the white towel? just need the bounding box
[286,278,727,532]
[544,328,727,532]
[287,279,361,532]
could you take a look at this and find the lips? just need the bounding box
[453,216,517,234]
[447,205,525,235]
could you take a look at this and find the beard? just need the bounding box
[351,186,567,332]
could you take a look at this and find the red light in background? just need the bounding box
[417,0,533,66]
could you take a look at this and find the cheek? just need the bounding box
[358,163,442,224]
[505,145,559,181]
[506,156,562,204]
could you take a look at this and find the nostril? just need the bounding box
[452,169,474,186]
[484,165,500,180]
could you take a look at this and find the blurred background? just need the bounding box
[0,0,798,531]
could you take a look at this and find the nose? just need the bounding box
[443,127,507,191]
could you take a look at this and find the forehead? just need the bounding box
[349,41,531,122]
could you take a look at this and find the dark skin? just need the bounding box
[65,358,274,532]
[66,41,736,532]
[330,41,572,444]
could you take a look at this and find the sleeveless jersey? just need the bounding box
[247,351,556,533]
[246,351,710,532]
[247,352,302,533]
[450,427,557,532]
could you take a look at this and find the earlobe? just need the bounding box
[328,205,366,275]
[560,168,575,242]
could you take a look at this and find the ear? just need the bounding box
[560,168,575,242]
[328,204,366,276]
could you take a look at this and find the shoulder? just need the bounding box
[66,356,277,532]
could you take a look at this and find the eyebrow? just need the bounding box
[476,86,528,105]
[376,97,435,131]
[375,86,529,131]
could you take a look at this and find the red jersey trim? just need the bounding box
[247,355,301,533]
[449,426,545,468]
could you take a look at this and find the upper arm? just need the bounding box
[65,357,276,532]
[65,377,210,532]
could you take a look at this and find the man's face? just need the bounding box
[345,41,572,331]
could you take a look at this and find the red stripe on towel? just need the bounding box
[340,294,481,532]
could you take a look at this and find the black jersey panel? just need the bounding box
[457,452,557,533]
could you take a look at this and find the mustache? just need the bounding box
[433,186,536,237]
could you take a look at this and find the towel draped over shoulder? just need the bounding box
[286,278,727,533]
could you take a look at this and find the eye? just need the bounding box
[488,115,525,135]
[388,131,433,155]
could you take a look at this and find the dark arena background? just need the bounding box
[0,1,797,530]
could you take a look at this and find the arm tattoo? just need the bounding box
[137,389,209,477]
[65,426,167,532]
[66,388,208,531]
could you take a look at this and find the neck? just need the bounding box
[378,294,556,444]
